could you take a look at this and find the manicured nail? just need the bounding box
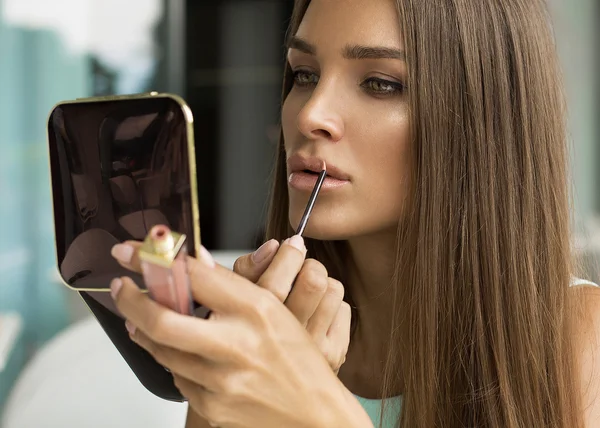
[125,320,136,336]
[111,244,134,264]
[199,246,215,268]
[252,239,277,264]
[287,235,305,252]
[110,278,123,299]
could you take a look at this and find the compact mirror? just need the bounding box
[48,93,200,292]
[47,93,200,401]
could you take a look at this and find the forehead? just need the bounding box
[296,0,404,50]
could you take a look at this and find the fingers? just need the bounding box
[111,240,143,273]
[324,302,352,374]
[130,330,223,392]
[284,259,328,325]
[257,235,307,301]
[114,241,280,320]
[233,239,280,283]
[305,278,345,340]
[186,249,270,316]
[111,276,229,360]
[327,301,351,347]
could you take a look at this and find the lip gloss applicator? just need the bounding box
[138,225,194,315]
[295,161,327,236]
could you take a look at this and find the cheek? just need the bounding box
[356,107,410,179]
[382,120,411,185]
[353,109,412,213]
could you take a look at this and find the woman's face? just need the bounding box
[282,0,412,241]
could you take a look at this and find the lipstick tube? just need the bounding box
[138,225,193,315]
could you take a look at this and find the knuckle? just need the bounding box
[271,283,291,302]
[319,342,338,368]
[257,274,288,301]
[298,260,328,294]
[301,271,328,295]
[340,301,352,316]
[144,316,162,340]
[325,342,347,370]
[221,370,250,397]
[303,258,328,276]
[146,312,172,344]
[317,338,328,354]
[326,278,345,300]
[252,289,280,321]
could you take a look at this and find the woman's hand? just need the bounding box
[232,237,351,375]
[110,239,372,428]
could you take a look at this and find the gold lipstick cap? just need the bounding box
[138,225,187,268]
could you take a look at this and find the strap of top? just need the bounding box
[353,395,402,428]
[570,277,599,288]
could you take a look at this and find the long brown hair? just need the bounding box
[266,0,590,426]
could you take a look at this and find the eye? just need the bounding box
[362,77,406,96]
[292,70,319,87]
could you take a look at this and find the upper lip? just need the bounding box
[287,154,350,181]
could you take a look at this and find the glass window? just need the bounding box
[0,0,178,410]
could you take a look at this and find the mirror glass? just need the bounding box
[47,96,197,291]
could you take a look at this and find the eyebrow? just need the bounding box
[287,36,405,61]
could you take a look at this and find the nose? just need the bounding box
[296,83,345,143]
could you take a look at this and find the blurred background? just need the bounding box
[0,0,597,425]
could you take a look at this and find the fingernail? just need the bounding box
[110,278,123,299]
[287,235,305,252]
[125,320,136,336]
[111,244,134,264]
[199,246,215,268]
[252,239,277,264]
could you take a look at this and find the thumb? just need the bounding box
[233,239,280,283]
[111,240,144,273]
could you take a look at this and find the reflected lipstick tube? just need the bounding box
[138,225,193,315]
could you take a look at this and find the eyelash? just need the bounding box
[291,70,406,97]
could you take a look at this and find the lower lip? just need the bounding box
[288,171,349,191]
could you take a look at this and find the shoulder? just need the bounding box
[575,283,600,426]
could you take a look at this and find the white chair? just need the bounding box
[1,250,248,428]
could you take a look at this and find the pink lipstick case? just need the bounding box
[47,93,203,402]
[139,225,193,315]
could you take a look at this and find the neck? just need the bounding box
[337,228,402,398]
[345,227,398,321]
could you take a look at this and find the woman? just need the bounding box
[109,0,600,426]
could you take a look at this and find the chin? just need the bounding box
[292,225,346,241]
[288,208,353,241]
[288,203,401,242]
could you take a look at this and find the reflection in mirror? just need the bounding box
[48,97,196,292]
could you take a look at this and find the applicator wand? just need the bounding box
[295,161,327,236]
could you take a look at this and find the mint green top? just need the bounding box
[351,277,598,427]
[353,395,402,428]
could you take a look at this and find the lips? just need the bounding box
[286,154,350,181]
[286,154,350,192]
